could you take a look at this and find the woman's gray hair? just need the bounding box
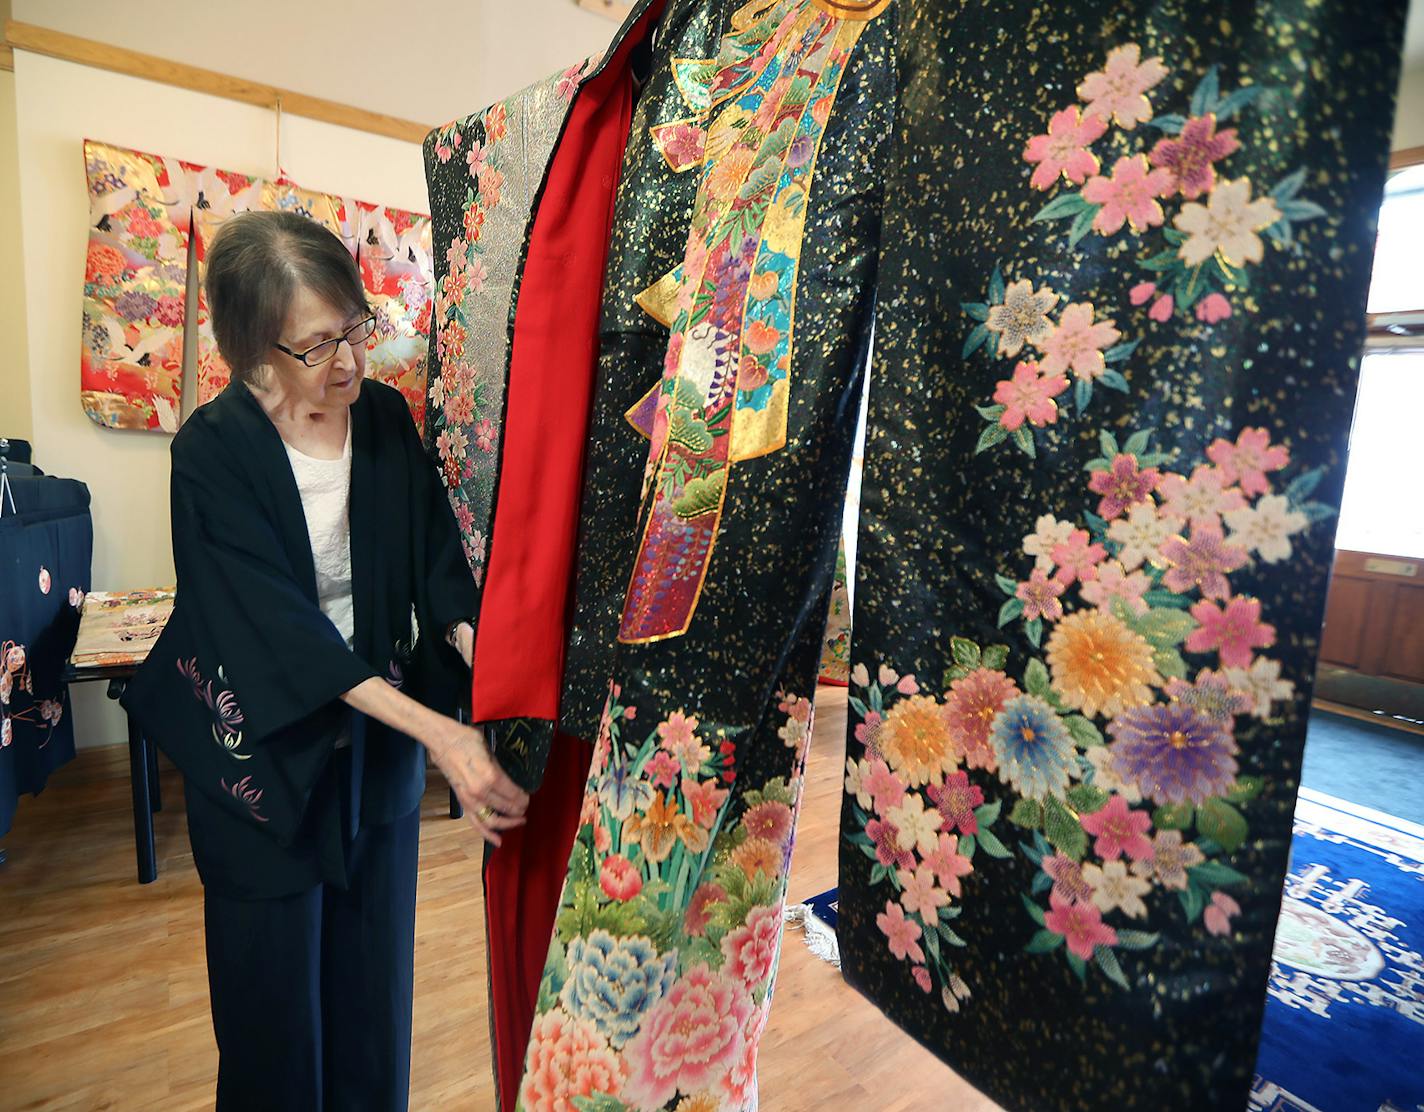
[204,210,368,384]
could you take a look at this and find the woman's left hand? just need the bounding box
[451,621,474,669]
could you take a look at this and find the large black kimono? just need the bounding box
[122,377,474,1111]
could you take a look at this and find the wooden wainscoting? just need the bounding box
[1320,550,1424,684]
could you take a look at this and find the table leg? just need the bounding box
[127,713,157,884]
[449,786,464,820]
[147,739,162,813]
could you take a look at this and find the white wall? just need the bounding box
[10,53,437,745]
[0,69,32,443]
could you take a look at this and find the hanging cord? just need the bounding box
[273,94,283,181]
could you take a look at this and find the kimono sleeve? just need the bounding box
[169,418,379,747]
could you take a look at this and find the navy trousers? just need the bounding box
[202,804,421,1112]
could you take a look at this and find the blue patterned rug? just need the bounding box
[794,788,1424,1110]
[1251,790,1424,1112]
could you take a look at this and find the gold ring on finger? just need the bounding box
[476,804,495,822]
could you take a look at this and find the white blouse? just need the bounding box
[284,424,355,746]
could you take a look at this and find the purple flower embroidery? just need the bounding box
[1108,702,1239,806]
[222,775,269,823]
[178,658,248,758]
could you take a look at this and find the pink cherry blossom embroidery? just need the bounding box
[1187,596,1277,669]
[876,899,926,963]
[1195,292,1233,323]
[1088,454,1161,519]
[1049,529,1108,585]
[1077,43,1169,130]
[1206,427,1291,497]
[1079,795,1154,861]
[1082,154,1174,235]
[1022,105,1108,190]
[927,770,984,836]
[1044,892,1119,959]
[922,833,975,897]
[1129,281,1157,306]
[1159,524,1250,600]
[1204,891,1242,937]
[1149,114,1240,198]
[1017,568,1067,622]
[1149,293,1175,322]
[1157,465,1248,530]
[993,361,1069,430]
[1037,303,1122,382]
[1080,561,1152,617]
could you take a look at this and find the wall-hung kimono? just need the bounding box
[425,1,1406,1109]
[80,140,433,433]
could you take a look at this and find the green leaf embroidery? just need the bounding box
[1043,795,1088,860]
[1024,658,1053,698]
[977,421,1010,454]
[963,322,991,359]
[1188,860,1250,887]
[1153,647,1189,680]
[1033,192,1092,222]
[977,828,1013,859]
[1012,427,1037,458]
[1094,944,1131,990]
[1025,929,1064,954]
[1067,784,1110,814]
[982,644,1010,671]
[1025,617,1044,649]
[1190,66,1220,117]
[1022,892,1047,925]
[1226,776,1265,804]
[1149,113,1187,134]
[1064,714,1104,749]
[995,573,1019,596]
[1009,798,1044,829]
[951,637,982,669]
[998,597,1026,628]
[1075,377,1093,414]
[1153,803,1195,831]
[962,301,990,322]
[1135,608,1199,648]
[1068,205,1098,247]
[1099,369,1130,393]
[1066,951,1087,982]
[1179,883,1206,923]
[976,403,1008,421]
[1099,430,1120,458]
[959,834,977,860]
[1123,428,1154,457]
[1114,929,1160,951]
[974,799,1003,826]
[989,264,1006,304]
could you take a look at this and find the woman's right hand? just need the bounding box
[426,720,530,846]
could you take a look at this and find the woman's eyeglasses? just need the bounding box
[274,315,377,367]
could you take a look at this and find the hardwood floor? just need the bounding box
[0,687,1000,1111]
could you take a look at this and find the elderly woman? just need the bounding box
[123,210,527,1112]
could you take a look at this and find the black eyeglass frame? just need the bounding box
[273,314,377,367]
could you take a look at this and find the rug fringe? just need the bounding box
[784,903,841,968]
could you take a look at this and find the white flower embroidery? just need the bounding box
[1224,657,1295,720]
[1107,503,1183,571]
[1174,178,1282,268]
[1224,494,1308,563]
[1023,514,1077,572]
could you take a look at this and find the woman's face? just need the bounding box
[269,285,368,409]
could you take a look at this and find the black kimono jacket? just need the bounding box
[122,379,475,899]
